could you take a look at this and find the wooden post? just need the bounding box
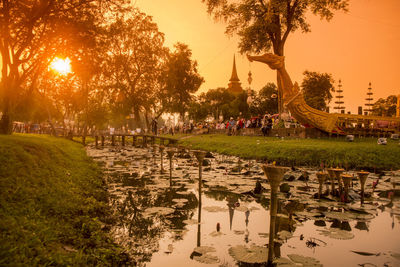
[111,135,115,146]
[132,136,136,146]
[142,135,147,148]
[82,136,86,146]
[95,136,98,148]
[101,136,105,146]
[122,135,125,146]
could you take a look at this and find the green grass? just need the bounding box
[160,133,192,139]
[178,134,400,171]
[72,136,95,144]
[0,134,127,266]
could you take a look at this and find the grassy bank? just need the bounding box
[178,134,400,170]
[0,134,126,266]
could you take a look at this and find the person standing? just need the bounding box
[151,118,158,135]
[228,117,236,136]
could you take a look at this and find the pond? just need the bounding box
[87,144,400,267]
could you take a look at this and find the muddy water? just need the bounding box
[87,145,400,267]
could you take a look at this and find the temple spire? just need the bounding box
[230,55,239,82]
[227,54,243,94]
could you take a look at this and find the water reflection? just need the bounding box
[87,146,400,267]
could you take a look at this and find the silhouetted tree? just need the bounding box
[250,82,278,115]
[162,43,204,120]
[372,95,397,117]
[0,0,126,134]
[301,71,335,111]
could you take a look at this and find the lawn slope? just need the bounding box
[178,134,400,170]
[0,134,126,266]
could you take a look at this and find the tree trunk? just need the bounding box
[133,106,142,129]
[144,110,150,132]
[274,44,284,116]
[0,98,12,134]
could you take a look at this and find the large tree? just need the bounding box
[104,11,167,129]
[202,0,348,113]
[161,43,204,119]
[372,95,398,117]
[250,82,278,115]
[199,87,235,119]
[0,0,125,134]
[301,70,335,111]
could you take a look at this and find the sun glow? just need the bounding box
[50,57,71,75]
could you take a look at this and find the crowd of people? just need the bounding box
[211,113,299,136]
[152,112,300,136]
[12,112,300,137]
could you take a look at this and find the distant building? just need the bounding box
[334,79,345,113]
[364,82,373,115]
[227,55,243,94]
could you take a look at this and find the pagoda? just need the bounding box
[227,55,243,94]
[364,82,373,115]
[334,79,345,113]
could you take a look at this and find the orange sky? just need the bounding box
[136,0,400,113]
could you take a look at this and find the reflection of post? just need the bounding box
[227,199,235,230]
[167,150,175,186]
[193,150,206,247]
[316,172,327,198]
[197,193,202,247]
[193,151,206,207]
[357,171,369,205]
[341,174,352,202]
[333,168,344,196]
[159,145,165,173]
[327,168,336,196]
[152,145,157,165]
[261,164,289,265]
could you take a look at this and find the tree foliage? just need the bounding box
[203,0,348,55]
[202,0,348,114]
[250,82,278,115]
[301,70,335,111]
[372,95,398,117]
[161,43,204,119]
[0,0,127,134]
[104,10,167,128]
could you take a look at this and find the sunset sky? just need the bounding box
[136,0,400,113]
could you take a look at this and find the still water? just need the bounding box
[87,145,400,267]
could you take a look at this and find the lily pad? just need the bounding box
[287,254,322,267]
[193,246,216,254]
[317,229,354,240]
[391,252,400,260]
[324,211,353,221]
[143,207,175,216]
[172,198,188,203]
[228,245,268,263]
[192,246,219,264]
[235,206,250,212]
[210,231,225,237]
[273,257,298,266]
[258,232,269,238]
[183,219,199,225]
[277,230,293,240]
[350,250,379,256]
[203,206,228,212]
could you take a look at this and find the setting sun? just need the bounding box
[50,57,71,75]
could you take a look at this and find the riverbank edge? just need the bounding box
[0,134,128,266]
[174,134,400,171]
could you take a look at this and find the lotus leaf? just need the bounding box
[287,254,322,267]
[317,229,354,240]
[228,245,268,263]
